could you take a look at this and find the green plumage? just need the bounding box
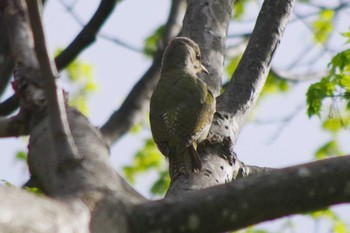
[149,37,216,180]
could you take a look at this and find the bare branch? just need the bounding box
[270,68,325,82]
[132,155,350,233]
[26,0,80,161]
[0,17,14,97]
[0,113,28,137]
[100,0,185,146]
[212,0,296,145]
[55,0,122,70]
[58,0,142,53]
[235,160,275,178]
[0,95,19,116]
[0,186,90,233]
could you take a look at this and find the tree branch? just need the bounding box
[0,186,90,233]
[58,0,142,53]
[0,17,14,97]
[0,95,19,116]
[100,0,185,146]
[132,155,350,233]
[213,0,296,145]
[0,113,28,137]
[180,0,234,97]
[26,0,80,162]
[54,0,121,70]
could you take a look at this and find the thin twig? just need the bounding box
[55,0,122,69]
[58,0,142,53]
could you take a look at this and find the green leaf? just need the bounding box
[1,179,15,187]
[322,108,350,132]
[233,0,248,19]
[24,187,44,195]
[261,71,289,96]
[312,9,334,44]
[341,31,350,44]
[122,138,164,183]
[308,209,350,233]
[225,55,242,77]
[309,209,334,219]
[69,95,89,115]
[330,49,350,73]
[64,59,97,115]
[333,219,349,233]
[238,227,268,233]
[150,170,170,196]
[315,140,341,159]
[306,77,335,117]
[143,26,164,57]
[130,123,142,134]
[16,151,27,161]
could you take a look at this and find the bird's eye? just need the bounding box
[196,53,200,59]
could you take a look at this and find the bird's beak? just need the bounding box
[201,64,209,74]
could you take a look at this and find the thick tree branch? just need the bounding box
[100,0,185,146]
[212,0,295,145]
[0,186,90,233]
[26,0,80,161]
[0,17,14,97]
[180,0,234,97]
[132,155,350,233]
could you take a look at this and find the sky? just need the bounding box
[0,0,349,232]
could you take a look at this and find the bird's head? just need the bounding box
[161,37,208,75]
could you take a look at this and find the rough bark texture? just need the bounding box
[132,155,350,233]
[214,0,295,145]
[0,186,90,233]
[181,0,232,97]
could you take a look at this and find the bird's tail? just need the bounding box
[168,145,202,181]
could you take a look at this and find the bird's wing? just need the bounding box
[176,75,215,150]
[150,71,215,154]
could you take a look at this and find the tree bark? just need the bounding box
[3,0,350,233]
[131,155,350,233]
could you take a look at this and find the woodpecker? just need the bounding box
[150,37,216,180]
